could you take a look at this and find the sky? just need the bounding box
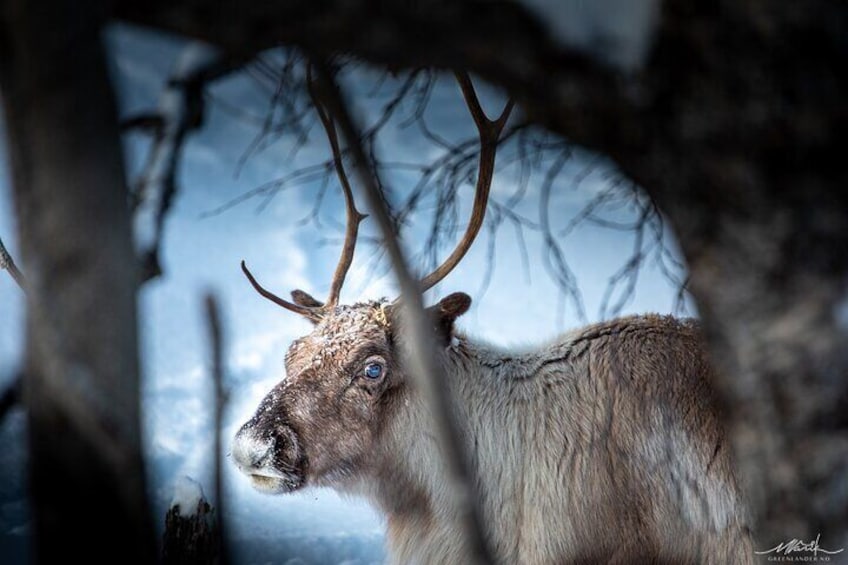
[0,23,691,564]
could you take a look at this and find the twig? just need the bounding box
[128,46,245,281]
[0,236,26,290]
[204,293,230,565]
[309,57,495,565]
[539,149,587,324]
[0,238,25,424]
[120,113,165,134]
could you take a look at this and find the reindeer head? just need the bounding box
[231,288,471,494]
[231,200,476,494]
[232,69,511,495]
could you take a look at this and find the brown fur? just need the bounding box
[233,301,753,564]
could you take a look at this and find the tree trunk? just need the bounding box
[0,0,155,562]
[163,499,220,565]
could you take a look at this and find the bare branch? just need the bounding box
[130,47,245,281]
[202,162,333,218]
[309,56,495,565]
[0,237,26,291]
[598,196,651,319]
[120,113,165,134]
[234,53,314,177]
[204,293,231,565]
[0,238,25,425]
[539,149,587,323]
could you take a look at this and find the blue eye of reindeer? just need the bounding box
[364,362,383,379]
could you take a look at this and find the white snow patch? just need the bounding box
[517,0,661,71]
[170,475,206,517]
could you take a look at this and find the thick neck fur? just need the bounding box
[355,315,753,564]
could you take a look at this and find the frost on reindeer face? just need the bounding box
[232,301,402,493]
[231,291,472,494]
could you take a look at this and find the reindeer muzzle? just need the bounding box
[232,421,305,494]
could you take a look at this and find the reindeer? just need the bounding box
[232,72,754,564]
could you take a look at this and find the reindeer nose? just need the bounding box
[232,425,276,471]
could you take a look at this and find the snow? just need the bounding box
[516,0,661,71]
[170,475,205,517]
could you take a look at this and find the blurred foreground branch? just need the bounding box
[125,47,245,281]
[310,58,495,564]
[204,293,231,565]
[0,237,25,422]
[0,237,26,291]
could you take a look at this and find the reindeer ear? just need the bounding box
[291,290,323,308]
[427,292,471,343]
[289,290,324,324]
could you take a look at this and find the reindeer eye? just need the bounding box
[363,362,384,379]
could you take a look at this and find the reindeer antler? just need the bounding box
[419,72,514,292]
[307,65,367,308]
[243,70,511,316]
[240,260,323,321]
[241,63,365,319]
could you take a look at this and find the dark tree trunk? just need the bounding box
[0,0,155,562]
[163,499,220,565]
[110,0,847,553]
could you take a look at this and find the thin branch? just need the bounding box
[0,237,26,291]
[234,55,313,178]
[204,293,230,565]
[598,197,651,319]
[539,149,587,323]
[129,47,245,281]
[0,238,25,424]
[310,56,494,565]
[202,162,333,217]
[120,113,165,134]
